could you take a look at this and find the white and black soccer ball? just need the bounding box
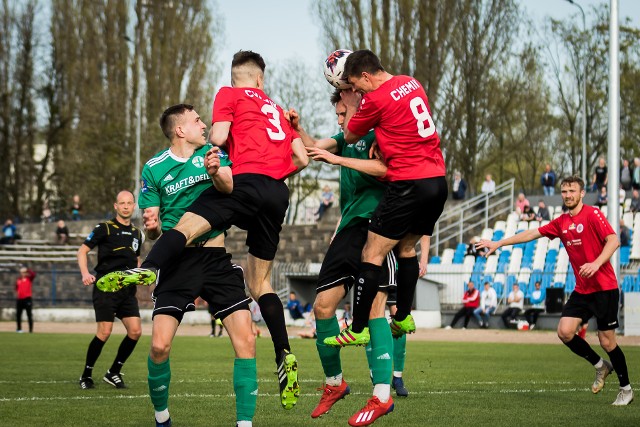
[323,49,352,89]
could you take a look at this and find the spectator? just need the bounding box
[473,282,498,329]
[633,157,640,190]
[316,185,335,221]
[451,171,467,200]
[56,220,70,245]
[535,200,550,221]
[481,174,496,194]
[515,192,530,215]
[524,282,545,329]
[445,281,480,329]
[466,236,487,258]
[620,159,632,191]
[630,189,640,214]
[541,164,557,196]
[71,194,82,221]
[342,302,352,327]
[249,300,262,338]
[41,201,53,223]
[620,219,630,248]
[1,219,19,244]
[596,186,608,209]
[287,291,305,320]
[520,205,536,222]
[592,157,607,192]
[15,266,36,333]
[501,283,524,328]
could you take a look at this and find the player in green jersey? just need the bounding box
[140,104,257,427]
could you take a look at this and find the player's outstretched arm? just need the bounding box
[476,228,543,256]
[209,121,231,147]
[306,146,387,177]
[291,137,309,172]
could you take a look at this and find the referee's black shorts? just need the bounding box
[369,176,447,240]
[92,282,140,322]
[152,247,250,323]
[187,174,289,261]
[317,220,397,296]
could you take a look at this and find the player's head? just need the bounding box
[114,190,135,221]
[559,175,585,210]
[330,89,347,130]
[343,49,385,94]
[160,103,206,147]
[231,50,265,89]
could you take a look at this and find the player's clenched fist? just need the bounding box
[205,146,221,176]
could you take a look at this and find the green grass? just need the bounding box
[1,330,639,426]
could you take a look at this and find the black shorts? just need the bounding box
[369,176,447,240]
[187,174,289,261]
[562,289,620,331]
[152,247,250,323]
[317,221,397,295]
[92,282,140,322]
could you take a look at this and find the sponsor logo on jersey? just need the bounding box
[569,223,576,230]
[164,173,210,196]
[192,156,204,168]
[163,174,174,182]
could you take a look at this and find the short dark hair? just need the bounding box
[159,104,194,139]
[330,89,342,106]
[560,175,585,191]
[231,50,265,73]
[343,49,385,80]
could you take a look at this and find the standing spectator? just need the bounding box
[287,291,305,320]
[592,157,607,192]
[342,302,352,326]
[515,192,530,215]
[501,283,524,328]
[316,185,335,221]
[596,187,608,209]
[620,159,632,191]
[632,157,640,190]
[56,220,70,245]
[541,164,557,196]
[41,201,53,223]
[445,281,480,329]
[619,219,630,248]
[1,219,18,244]
[630,189,640,214]
[524,282,545,329]
[71,194,82,221]
[473,282,498,329]
[535,200,551,221]
[451,171,467,200]
[15,266,36,333]
[481,174,496,194]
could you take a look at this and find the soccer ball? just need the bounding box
[323,49,352,89]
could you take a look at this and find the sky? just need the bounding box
[214,0,640,87]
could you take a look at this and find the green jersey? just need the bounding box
[333,131,386,234]
[138,143,232,242]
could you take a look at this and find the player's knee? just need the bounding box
[598,333,616,352]
[557,326,574,343]
[128,328,142,340]
[150,341,171,361]
[313,299,336,319]
[233,331,256,358]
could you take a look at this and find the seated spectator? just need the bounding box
[445,281,480,329]
[451,171,467,200]
[596,186,608,209]
[287,291,305,320]
[524,282,545,329]
[520,205,536,222]
[56,220,70,245]
[481,174,495,194]
[1,219,19,245]
[473,282,498,329]
[630,189,640,214]
[515,192,530,215]
[620,219,630,247]
[501,283,524,328]
[316,185,335,221]
[466,236,487,258]
[535,200,550,221]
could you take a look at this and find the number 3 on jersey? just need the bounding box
[409,97,436,138]
[261,104,286,141]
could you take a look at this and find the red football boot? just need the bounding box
[311,380,350,418]
[348,396,394,426]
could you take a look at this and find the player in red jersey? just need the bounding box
[477,176,633,406]
[100,51,307,410]
[324,49,447,426]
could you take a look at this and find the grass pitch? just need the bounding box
[1,330,638,426]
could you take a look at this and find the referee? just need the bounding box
[77,190,144,390]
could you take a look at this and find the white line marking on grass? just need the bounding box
[0,388,592,403]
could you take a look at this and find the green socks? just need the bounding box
[148,356,171,412]
[368,317,393,385]
[393,333,407,373]
[316,316,342,377]
[234,358,257,422]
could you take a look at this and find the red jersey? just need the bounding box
[538,205,618,294]
[212,87,298,180]
[462,288,480,308]
[16,269,36,299]
[347,75,445,181]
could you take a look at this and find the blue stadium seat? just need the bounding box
[430,256,441,264]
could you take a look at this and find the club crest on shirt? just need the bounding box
[132,238,139,252]
[192,156,204,168]
[576,224,584,233]
[355,139,367,152]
